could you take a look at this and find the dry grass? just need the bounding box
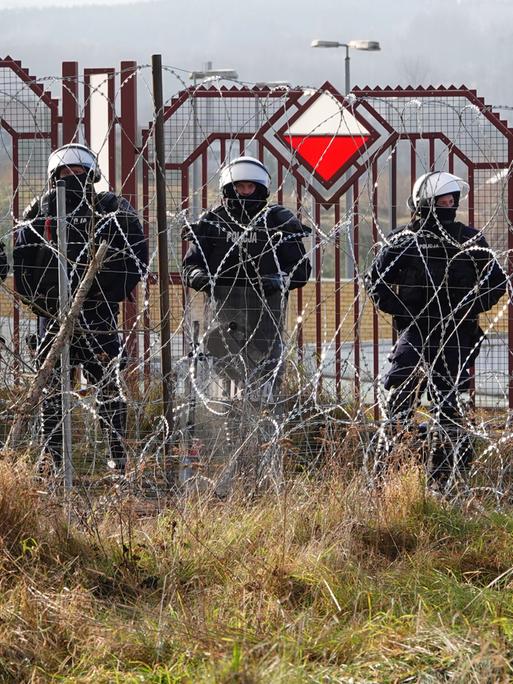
[0,453,512,682]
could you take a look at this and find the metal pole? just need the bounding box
[389,149,398,349]
[181,319,200,485]
[344,45,353,278]
[344,46,350,96]
[191,77,199,219]
[151,54,175,471]
[56,180,73,490]
[120,60,140,369]
[191,61,210,218]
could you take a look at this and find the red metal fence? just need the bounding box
[1,56,512,411]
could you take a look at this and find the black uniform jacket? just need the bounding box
[366,218,507,335]
[182,203,311,292]
[14,190,149,324]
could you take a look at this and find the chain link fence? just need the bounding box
[0,56,512,502]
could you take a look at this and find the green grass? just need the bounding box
[1,457,513,682]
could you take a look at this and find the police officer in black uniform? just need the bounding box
[367,171,506,485]
[182,156,311,399]
[14,143,148,473]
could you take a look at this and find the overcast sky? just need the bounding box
[0,0,151,6]
[0,0,512,121]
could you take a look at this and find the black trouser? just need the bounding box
[38,319,127,469]
[383,324,479,480]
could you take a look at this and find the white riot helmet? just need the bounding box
[407,172,470,211]
[219,156,271,193]
[47,143,101,184]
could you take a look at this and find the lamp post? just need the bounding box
[189,67,239,83]
[254,81,290,88]
[189,65,239,218]
[310,39,381,94]
[310,40,380,278]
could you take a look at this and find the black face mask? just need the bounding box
[222,183,268,222]
[434,206,457,224]
[419,192,459,226]
[60,172,89,207]
[419,206,457,226]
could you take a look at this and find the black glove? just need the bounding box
[260,273,284,295]
[188,267,211,293]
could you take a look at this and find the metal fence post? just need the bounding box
[56,180,73,490]
[62,61,79,144]
[120,60,140,369]
[151,54,176,480]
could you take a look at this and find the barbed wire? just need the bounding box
[0,58,512,504]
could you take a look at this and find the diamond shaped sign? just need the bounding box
[280,91,371,183]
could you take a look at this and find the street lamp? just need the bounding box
[189,68,239,83]
[310,40,380,278]
[310,39,381,94]
[254,81,290,88]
